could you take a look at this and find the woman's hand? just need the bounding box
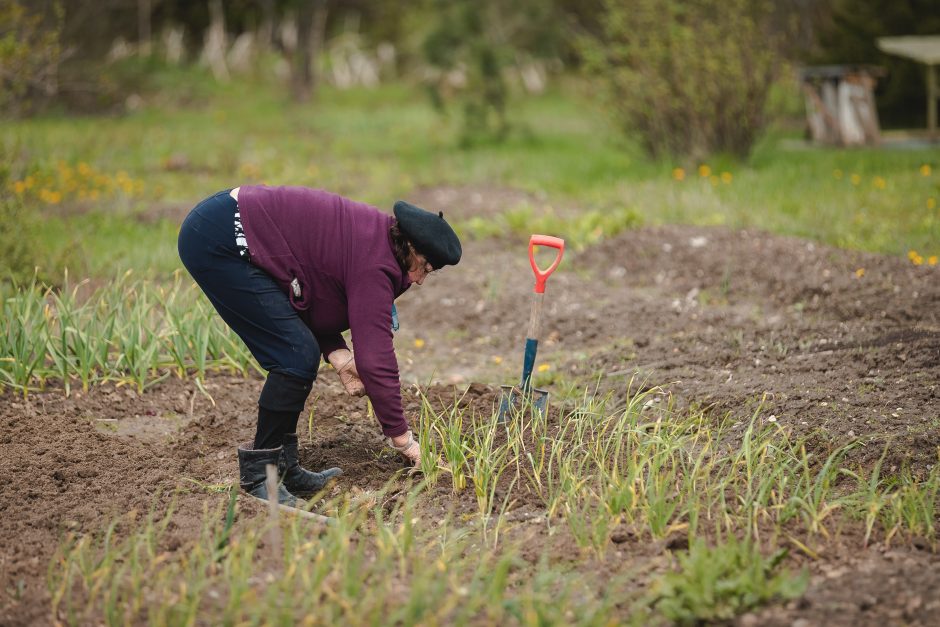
[328,349,365,397]
[389,430,421,468]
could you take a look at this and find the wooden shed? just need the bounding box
[877,35,940,139]
[799,65,883,147]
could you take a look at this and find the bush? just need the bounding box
[0,0,64,116]
[579,0,784,160]
[0,195,41,284]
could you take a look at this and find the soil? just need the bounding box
[2,185,939,625]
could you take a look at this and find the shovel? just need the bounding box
[497,234,565,422]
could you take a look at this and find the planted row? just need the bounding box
[0,272,259,396]
[412,386,940,555]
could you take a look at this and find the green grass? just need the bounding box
[2,73,937,279]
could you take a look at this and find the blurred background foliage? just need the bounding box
[2,0,935,133]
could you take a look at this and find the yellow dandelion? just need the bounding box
[928,197,936,210]
[720,171,733,184]
[912,254,924,266]
[908,249,919,261]
[920,164,932,177]
[833,169,843,179]
[13,180,26,194]
[492,356,503,364]
[414,338,425,348]
[850,174,861,186]
[927,255,938,266]
[537,363,551,372]
[855,268,865,278]
[698,164,711,178]
[872,176,886,190]
[672,167,685,181]
[78,162,92,177]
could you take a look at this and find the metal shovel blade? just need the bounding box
[497,384,549,422]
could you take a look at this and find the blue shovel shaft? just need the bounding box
[520,337,539,391]
[519,290,546,391]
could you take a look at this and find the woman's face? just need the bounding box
[408,250,433,285]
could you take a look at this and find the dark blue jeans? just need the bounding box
[178,190,321,381]
[178,190,319,448]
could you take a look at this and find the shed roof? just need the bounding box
[877,36,940,65]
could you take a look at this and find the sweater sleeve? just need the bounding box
[345,270,409,438]
[316,332,349,363]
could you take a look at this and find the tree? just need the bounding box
[290,0,328,102]
[422,0,561,144]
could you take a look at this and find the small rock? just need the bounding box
[857,594,878,611]
[904,595,923,618]
[738,613,760,627]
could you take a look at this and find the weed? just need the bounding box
[648,537,807,624]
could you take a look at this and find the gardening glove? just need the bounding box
[328,349,365,397]
[389,430,421,470]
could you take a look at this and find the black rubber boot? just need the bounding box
[237,442,303,507]
[254,372,314,450]
[280,433,343,495]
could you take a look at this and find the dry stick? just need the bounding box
[247,494,334,523]
[265,463,282,561]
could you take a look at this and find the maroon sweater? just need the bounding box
[238,185,412,437]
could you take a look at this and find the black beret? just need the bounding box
[393,200,462,269]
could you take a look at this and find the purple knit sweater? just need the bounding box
[238,185,412,437]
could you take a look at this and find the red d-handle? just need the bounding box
[529,234,565,294]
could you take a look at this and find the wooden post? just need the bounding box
[265,463,282,560]
[928,63,938,140]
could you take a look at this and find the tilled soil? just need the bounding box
[2,187,939,625]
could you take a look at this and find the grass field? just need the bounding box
[3,72,937,279]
